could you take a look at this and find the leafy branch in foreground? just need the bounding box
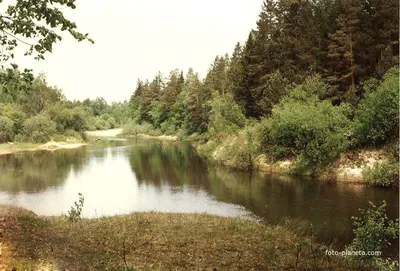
[346,201,399,270]
[0,0,94,62]
[65,192,84,222]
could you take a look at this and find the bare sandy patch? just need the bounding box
[85,128,123,138]
[136,133,177,141]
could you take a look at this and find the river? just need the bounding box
[0,138,398,250]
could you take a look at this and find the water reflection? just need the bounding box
[0,147,90,193]
[0,138,398,249]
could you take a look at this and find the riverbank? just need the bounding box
[119,129,396,184]
[199,138,393,184]
[0,128,125,157]
[85,128,123,138]
[0,206,347,270]
[0,141,86,156]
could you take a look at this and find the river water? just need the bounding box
[0,138,398,249]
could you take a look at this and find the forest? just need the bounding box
[125,0,399,185]
[0,0,398,185]
[0,0,399,270]
[0,67,129,143]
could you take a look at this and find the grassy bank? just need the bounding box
[195,133,399,185]
[0,206,350,270]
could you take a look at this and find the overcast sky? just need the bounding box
[12,0,262,102]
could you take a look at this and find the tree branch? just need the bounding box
[2,30,33,46]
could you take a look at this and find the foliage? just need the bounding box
[107,117,116,129]
[363,162,399,188]
[207,92,246,139]
[0,103,26,135]
[286,75,330,102]
[0,0,93,61]
[94,118,110,131]
[47,104,88,132]
[0,116,14,142]
[123,121,161,136]
[212,126,260,170]
[259,79,351,172]
[22,114,56,143]
[65,193,84,223]
[353,68,399,147]
[346,201,399,269]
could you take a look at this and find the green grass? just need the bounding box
[0,206,351,270]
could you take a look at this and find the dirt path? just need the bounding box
[85,128,123,137]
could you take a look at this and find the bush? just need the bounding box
[94,118,110,130]
[0,116,14,142]
[208,92,246,139]
[106,117,116,129]
[353,68,399,146]
[363,162,399,188]
[100,113,112,121]
[65,193,84,223]
[258,76,352,172]
[160,118,177,135]
[23,114,56,143]
[123,121,159,136]
[47,105,89,132]
[260,97,351,172]
[346,201,399,269]
[0,103,25,135]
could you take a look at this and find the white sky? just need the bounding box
[10,0,262,102]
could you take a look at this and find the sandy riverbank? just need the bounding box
[0,141,86,156]
[85,128,123,137]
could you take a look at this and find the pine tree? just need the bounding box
[186,72,210,133]
[327,0,362,104]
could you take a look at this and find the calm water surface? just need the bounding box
[0,139,398,249]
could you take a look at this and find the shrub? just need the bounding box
[65,193,84,222]
[0,116,14,142]
[94,118,110,130]
[363,162,399,188]
[100,113,112,121]
[353,68,399,146]
[69,107,89,131]
[107,117,116,129]
[23,114,56,143]
[48,105,89,132]
[208,92,246,139]
[0,103,25,135]
[160,118,177,135]
[346,201,399,269]
[123,121,158,136]
[259,97,351,172]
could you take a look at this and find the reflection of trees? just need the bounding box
[127,139,209,188]
[0,147,90,193]
[127,138,398,249]
[206,167,399,247]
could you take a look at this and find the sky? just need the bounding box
[10,0,262,102]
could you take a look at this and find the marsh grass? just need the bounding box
[1,206,353,270]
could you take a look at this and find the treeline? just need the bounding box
[0,67,129,143]
[127,0,399,184]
